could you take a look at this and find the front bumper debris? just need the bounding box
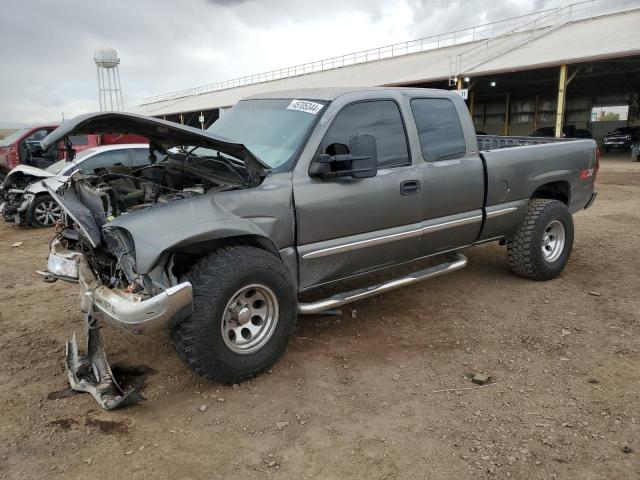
[42,239,193,334]
[78,261,193,335]
[66,310,144,410]
[43,237,193,409]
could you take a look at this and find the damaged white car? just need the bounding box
[1,144,153,227]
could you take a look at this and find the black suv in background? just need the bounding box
[602,126,640,152]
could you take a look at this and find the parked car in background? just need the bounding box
[0,125,59,177]
[602,126,640,152]
[0,125,147,180]
[0,144,153,227]
[530,126,593,138]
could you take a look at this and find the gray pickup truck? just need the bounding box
[40,87,598,409]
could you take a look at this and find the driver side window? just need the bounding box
[321,100,410,168]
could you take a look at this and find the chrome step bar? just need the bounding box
[297,252,468,315]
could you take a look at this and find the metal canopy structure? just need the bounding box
[135,0,640,119]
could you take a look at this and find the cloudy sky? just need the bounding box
[0,0,559,125]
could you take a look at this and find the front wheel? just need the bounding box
[29,194,63,228]
[171,246,297,383]
[507,199,574,281]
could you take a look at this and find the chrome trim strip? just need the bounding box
[298,253,467,314]
[302,227,422,259]
[474,235,505,245]
[421,214,482,233]
[486,207,518,218]
[302,213,484,260]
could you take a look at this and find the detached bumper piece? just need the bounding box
[65,310,144,410]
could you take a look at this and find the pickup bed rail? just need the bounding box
[477,135,570,151]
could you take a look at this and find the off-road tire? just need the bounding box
[171,246,297,383]
[507,199,574,281]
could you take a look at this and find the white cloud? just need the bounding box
[0,0,557,123]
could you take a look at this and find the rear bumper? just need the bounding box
[44,239,193,334]
[584,191,597,210]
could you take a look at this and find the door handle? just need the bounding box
[400,180,421,196]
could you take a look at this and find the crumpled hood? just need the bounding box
[40,111,268,184]
[3,164,55,188]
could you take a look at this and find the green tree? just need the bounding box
[598,111,620,121]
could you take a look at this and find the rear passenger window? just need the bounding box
[321,100,410,168]
[411,98,466,162]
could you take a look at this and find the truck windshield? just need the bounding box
[205,99,326,169]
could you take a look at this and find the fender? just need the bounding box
[107,191,281,274]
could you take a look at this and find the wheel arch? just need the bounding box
[531,180,571,206]
[168,234,284,280]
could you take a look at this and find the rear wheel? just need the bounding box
[28,194,62,228]
[171,246,297,383]
[507,199,574,281]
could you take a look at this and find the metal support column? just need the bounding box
[555,64,568,138]
[503,93,511,136]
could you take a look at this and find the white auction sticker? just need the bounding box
[286,99,324,115]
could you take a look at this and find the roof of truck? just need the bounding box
[246,87,455,101]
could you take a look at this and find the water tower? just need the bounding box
[94,47,124,111]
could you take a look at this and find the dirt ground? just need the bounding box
[0,154,638,480]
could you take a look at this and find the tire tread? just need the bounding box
[170,246,296,383]
[507,199,572,281]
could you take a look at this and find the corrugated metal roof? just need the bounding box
[135,8,640,116]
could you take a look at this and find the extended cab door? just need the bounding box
[407,96,485,254]
[293,95,425,291]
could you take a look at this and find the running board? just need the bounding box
[297,252,467,315]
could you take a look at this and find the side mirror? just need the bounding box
[310,133,378,179]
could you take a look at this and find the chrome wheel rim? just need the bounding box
[542,220,565,262]
[34,200,62,226]
[221,283,279,355]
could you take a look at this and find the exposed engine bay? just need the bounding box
[75,150,251,217]
[48,148,263,299]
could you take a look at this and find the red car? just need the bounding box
[0,125,60,177]
[0,125,146,179]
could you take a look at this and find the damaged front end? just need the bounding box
[40,112,268,409]
[43,190,194,409]
[0,166,52,223]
